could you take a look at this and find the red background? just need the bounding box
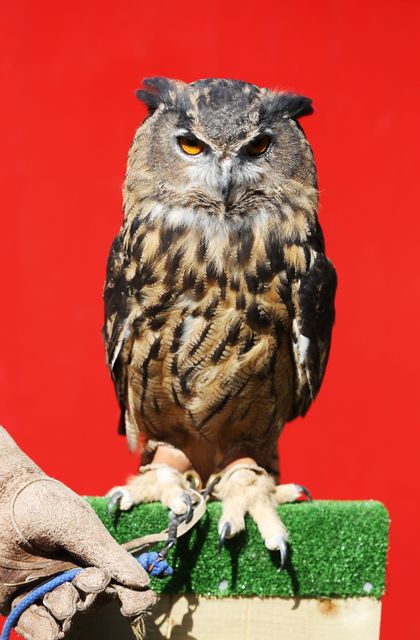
[1,1,419,637]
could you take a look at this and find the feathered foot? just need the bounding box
[106,464,198,519]
[214,465,311,570]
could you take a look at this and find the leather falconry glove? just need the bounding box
[0,426,156,640]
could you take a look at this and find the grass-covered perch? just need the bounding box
[86,499,389,600]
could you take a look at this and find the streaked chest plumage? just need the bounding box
[105,182,318,474]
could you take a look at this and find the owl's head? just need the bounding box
[125,78,316,223]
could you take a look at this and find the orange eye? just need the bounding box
[245,134,271,157]
[178,135,206,156]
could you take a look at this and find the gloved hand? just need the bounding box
[0,426,156,639]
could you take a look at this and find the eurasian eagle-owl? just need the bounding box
[104,77,336,561]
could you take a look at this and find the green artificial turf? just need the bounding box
[87,499,389,599]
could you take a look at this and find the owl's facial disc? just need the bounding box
[175,127,272,211]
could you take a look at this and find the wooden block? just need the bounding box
[67,595,381,640]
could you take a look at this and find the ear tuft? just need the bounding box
[135,77,176,114]
[261,91,313,123]
[283,94,313,119]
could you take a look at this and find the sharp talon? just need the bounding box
[297,485,313,502]
[108,490,124,516]
[218,522,232,555]
[278,537,289,571]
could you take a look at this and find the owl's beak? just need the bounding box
[219,158,234,207]
[221,180,233,207]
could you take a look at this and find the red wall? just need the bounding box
[1,1,419,637]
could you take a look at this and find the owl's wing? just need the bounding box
[288,250,337,420]
[103,234,133,437]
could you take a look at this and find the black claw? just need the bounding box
[278,537,289,571]
[218,522,232,555]
[107,490,124,516]
[297,485,313,502]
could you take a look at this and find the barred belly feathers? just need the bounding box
[104,78,336,483]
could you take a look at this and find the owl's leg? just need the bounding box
[214,460,310,570]
[106,445,199,519]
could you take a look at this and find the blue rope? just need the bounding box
[137,551,173,578]
[0,569,81,640]
[1,552,172,640]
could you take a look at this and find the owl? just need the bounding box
[104,77,336,564]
